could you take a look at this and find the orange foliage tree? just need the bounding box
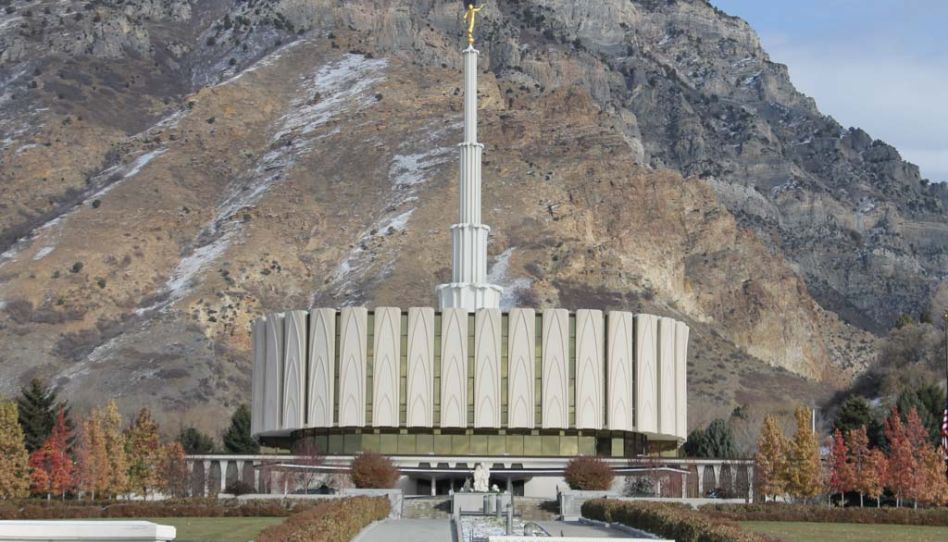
[827,429,852,503]
[74,409,109,499]
[126,408,162,498]
[102,401,129,497]
[159,441,190,498]
[883,407,914,507]
[845,425,871,507]
[864,448,888,507]
[0,400,31,499]
[754,415,787,501]
[29,408,74,500]
[785,406,822,500]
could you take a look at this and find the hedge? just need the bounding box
[0,499,309,520]
[256,496,389,542]
[582,499,778,542]
[701,503,948,526]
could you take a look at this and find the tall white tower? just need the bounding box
[436,6,502,311]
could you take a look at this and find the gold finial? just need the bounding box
[464,2,483,46]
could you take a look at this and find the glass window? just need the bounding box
[343,433,361,454]
[362,434,381,453]
[380,434,398,454]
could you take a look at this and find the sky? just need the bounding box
[711,0,948,182]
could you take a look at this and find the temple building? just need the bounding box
[249,1,689,497]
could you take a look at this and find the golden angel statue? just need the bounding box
[463,1,483,46]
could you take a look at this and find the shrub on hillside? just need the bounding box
[564,456,614,490]
[582,499,777,542]
[256,496,388,542]
[350,453,399,489]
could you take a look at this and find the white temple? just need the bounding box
[247,1,691,498]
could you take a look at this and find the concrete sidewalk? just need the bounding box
[536,520,653,538]
[354,519,454,542]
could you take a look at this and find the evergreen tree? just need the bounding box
[102,401,129,497]
[222,404,259,454]
[0,400,31,499]
[785,406,822,500]
[126,408,162,498]
[178,427,216,454]
[683,419,736,458]
[754,415,787,501]
[29,408,74,500]
[896,385,943,445]
[16,379,72,453]
[834,395,872,435]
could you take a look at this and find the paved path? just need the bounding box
[354,519,454,542]
[536,520,652,538]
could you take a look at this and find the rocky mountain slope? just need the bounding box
[0,0,941,432]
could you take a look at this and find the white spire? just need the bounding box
[436,45,502,311]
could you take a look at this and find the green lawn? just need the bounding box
[741,521,948,542]
[130,517,285,542]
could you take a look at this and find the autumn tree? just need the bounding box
[16,379,72,453]
[126,408,162,498]
[845,426,871,507]
[918,445,948,506]
[785,406,822,500]
[754,415,787,501]
[159,442,190,498]
[222,404,259,454]
[903,407,931,508]
[883,406,914,507]
[864,448,887,507]
[0,400,31,499]
[827,429,853,504]
[102,401,129,497]
[74,409,109,499]
[29,408,74,500]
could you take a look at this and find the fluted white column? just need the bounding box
[437,45,502,311]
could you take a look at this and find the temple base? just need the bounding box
[436,283,502,311]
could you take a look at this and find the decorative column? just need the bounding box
[202,460,211,497]
[219,459,230,493]
[436,21,502,311]
[235,460,245,484]
[696,465,704,496]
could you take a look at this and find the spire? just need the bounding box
[436,3,502,312]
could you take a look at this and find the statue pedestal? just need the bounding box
[451,492,511,516]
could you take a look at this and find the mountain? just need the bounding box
[0,0,942,432]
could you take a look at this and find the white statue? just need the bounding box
[473,462,490,492]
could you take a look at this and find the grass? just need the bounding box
[121,517,285,542]
[741,521,948,542]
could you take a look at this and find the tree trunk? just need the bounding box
[859,493,863,507]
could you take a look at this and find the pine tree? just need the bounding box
[16,379,72,453]
[828,429,852,504]
[178,427,216,454]
[785,406,822,500]
[754,414,787,501]
[222,404,259,454]
[0,401,31,499]
[865,448,887,507]
[102,401,129,497]
[846,425,871,507]
[883,406,914,507]
[126,408,162,498]
[29,408,74,500]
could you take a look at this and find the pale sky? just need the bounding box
[711,0,948,182]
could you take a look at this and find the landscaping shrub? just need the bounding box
[582,499,778,542]
[0,498,309,519]
[350,453,399,489]
[701,503,948,526]
[256,496,389,542]
[225,480,257,496]
[564,456,614,490]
